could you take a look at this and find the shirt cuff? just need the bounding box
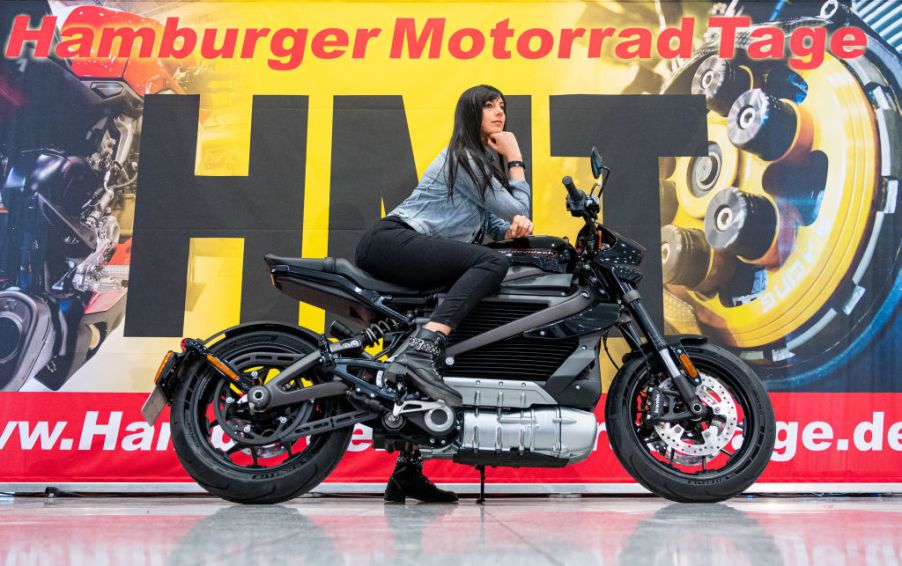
[491,221,511,241]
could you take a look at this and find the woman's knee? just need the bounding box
[479,250,510,282]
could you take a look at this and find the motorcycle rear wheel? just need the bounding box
[169,328,353,504]
[606,341,775,503]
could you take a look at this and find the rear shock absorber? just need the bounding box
[328,318,405,353]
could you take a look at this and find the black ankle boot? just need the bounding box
[387,328,462,407]
[384,450,458,503]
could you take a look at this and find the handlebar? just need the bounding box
[562,176,581,203]
[562,175,599,222]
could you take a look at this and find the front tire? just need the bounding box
[169,327,353,504]
[606,341,776,503]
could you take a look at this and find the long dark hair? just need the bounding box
[445,84,511,200]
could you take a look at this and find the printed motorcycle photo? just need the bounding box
[143,149,776,503]
[0,5,200,393]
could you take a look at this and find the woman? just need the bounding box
[355,84,534,503]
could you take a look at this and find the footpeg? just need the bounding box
[391,399,449,417]
[390,399,457,434]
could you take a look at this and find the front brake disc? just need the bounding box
[653,374,739,460]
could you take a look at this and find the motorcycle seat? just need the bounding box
[264,255,445,295]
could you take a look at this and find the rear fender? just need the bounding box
[154,322,325,402]
[204,320,323,349]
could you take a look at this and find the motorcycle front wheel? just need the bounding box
[606,341,776,503]
[169,327,353,504]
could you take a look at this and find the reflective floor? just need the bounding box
[1,494,899,565]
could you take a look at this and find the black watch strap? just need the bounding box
[507,160,526,171]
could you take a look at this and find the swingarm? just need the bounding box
[143,331,400,424]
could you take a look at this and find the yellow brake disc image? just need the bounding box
[659,17,901,389]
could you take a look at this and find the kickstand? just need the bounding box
[476,465,486,504]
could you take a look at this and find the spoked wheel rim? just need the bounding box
[627,359,759,479]
[188,341,332,473]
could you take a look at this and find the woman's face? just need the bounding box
[479,97,506,140]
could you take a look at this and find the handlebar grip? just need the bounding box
[562,176,581,202]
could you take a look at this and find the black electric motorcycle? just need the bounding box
[144,149,776,503]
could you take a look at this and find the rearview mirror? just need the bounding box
[590,147,603,179]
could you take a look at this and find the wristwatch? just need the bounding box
[507,160,526,171]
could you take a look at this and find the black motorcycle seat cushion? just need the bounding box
[264,255,446,295]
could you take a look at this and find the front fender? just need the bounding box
[608,335,710,406]
[620,334,708,366]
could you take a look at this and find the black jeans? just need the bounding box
[355,217,509,330]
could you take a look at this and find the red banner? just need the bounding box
[2,392,899,485]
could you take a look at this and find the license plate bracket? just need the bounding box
[141,386,168,425]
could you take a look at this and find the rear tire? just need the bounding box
[606,341,775,503]
[169,328,353,504]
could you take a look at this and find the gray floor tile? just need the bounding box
[0,495,899,565]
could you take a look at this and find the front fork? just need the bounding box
[615,282,706,417]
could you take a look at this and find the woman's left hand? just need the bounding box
[486,132,522,161]
[505,215,534,239]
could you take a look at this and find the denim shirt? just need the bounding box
[388,147,531,243]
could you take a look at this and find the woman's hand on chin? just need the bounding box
[487,132,522,161]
